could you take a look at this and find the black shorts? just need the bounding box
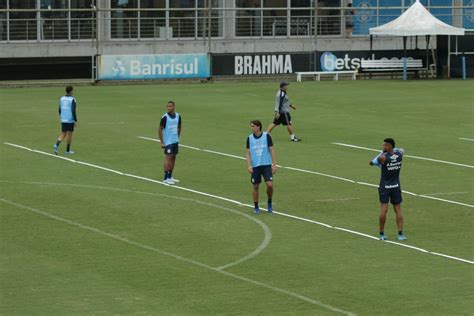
[379,186,403,205]
[61,123,75,132]
[273,112,292,126]
[251,165,273,184]
[164,143,179,155]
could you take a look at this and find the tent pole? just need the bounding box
[403,36,407,80]
[425,35,430,78]
[447,35,451,79]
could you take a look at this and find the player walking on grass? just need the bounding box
[369,138,406,241]
[54,85,77,155]
[266,81,301,142]
[246,120,277,214]
[158,101,181,185]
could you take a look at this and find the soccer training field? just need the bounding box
[1,80,473,315]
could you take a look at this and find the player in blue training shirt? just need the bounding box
[53,85,77,155]
[369,138,406,241]
[158,101,181,185]
[246,120,277,214]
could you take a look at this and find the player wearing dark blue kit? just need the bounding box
[158,101,181,185]
[246,120,277,214]
[369,138,406,241]
[54,85,77,155]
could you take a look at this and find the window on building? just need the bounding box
[197,0,223,38]
[236,0,262,37]
[111,0,138,38]
[0,0,6,41]
[140,0,165,38]
[316,0,341,35]
[290,0,311,36]
[9,0,37,40]
[169,0,196,38]
[263,0,287,36]
[70,0,95,40]
[40,0,69,40]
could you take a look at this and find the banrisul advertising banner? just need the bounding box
[212,53,314,76]
[318,50,428,72]
[98,54,210,80]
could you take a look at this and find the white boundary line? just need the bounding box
[332,142,474,169]
[0,180,271,272]
[459,138,474,142]
[0,197,353,315]
[137,137,474,209]
[3,142,474,265]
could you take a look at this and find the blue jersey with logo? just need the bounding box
[380,149,403,189]
[163,112,180,146]
[59,96,77,123]
[248,132,273,168]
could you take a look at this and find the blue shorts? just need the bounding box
[379,185,403,205]
[61,123,75,132]
[164,143,179,155]
[251,165,273,184]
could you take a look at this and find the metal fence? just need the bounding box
[0,4,473,42]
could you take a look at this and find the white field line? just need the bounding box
[0,180,271,272]
[137,137,474,209]
[332,142,474,169]
[422,191,469,196]
[3,142,474,266]
[459,138,474,142]
[0,198,353,316]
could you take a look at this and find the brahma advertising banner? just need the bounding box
[98,54,210,80]
[212,53,314,76]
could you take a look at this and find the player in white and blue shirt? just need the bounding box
[158,101,182,185]
[369,138,406,241]
[53,85,77,155]
[246,120,277,214]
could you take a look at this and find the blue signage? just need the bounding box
[98,54,210,80]
[353,0,377,35]
[464,0,474,29]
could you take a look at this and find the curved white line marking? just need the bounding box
[0,180,271,271]
[0,197,353,315]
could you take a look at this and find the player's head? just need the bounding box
[167,100,175,113]
[383,138,395,152]
[250,120,263,133]
[66,85,74,95]
[280,81,289,91]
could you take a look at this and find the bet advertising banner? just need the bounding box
[98,54,210,80]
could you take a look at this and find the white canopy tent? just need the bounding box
[368,0,465,79]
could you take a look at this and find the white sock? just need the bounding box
[290,134,295,140]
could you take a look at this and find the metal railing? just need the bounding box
[0,5,472,43]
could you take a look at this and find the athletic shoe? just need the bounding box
[254,207,260,215]
[397,234,407,241]
[379,234,387,241]
[53,144,58,155]
[163,178,175,185]
[170,177,180,183]
[65,150,75,154]
[267,203,273,213]
[291,137,302,142]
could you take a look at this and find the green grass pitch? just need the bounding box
[0,80,473,315]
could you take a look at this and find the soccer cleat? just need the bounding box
[254,207,260,214]
[291,137,302,142]
[53,144,58,155]
[397,234,407,241]
[65,150,75,154]
[163,178,175,185]
[170,177,180,183]
[267,203,273,213]
[379,234,387,241]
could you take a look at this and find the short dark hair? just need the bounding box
[384,138,396,148]
[250,120,262,131]
[66,85,73,94]
[167,100,175,106]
